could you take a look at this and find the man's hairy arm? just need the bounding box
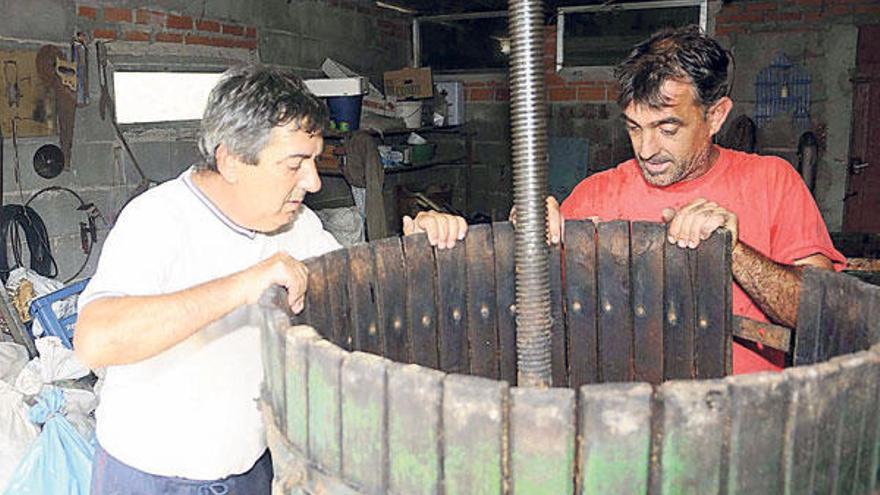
[731,244,832,327]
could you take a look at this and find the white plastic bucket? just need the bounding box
[396,100,422,128]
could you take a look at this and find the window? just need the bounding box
[557,0,707,70]
[113,71,223,124]
[414,12,509,72]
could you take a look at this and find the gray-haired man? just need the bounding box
[75,65,466,494]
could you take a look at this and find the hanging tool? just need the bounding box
[72,33,89,107]
[36,45,77,168]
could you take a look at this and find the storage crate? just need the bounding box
[28,278,90,349]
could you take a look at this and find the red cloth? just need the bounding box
[561,146,845,374]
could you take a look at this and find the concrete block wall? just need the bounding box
[714,0,880,231]
[0,0,409,282]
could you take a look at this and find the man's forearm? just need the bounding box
[731,241,803,327]
[74,271,251,368]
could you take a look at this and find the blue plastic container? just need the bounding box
[29,278,90,349]
[326,95,363,131]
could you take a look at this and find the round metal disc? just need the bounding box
[33,144,64,179]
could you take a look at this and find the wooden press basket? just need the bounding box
[260,220,880,495]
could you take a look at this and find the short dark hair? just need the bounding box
[198,64,329,170]
[615,25,731,111]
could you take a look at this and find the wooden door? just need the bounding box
[844,25,880,232]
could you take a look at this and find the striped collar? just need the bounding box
[182,166,257,239]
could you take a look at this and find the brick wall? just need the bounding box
[75,5,258,50]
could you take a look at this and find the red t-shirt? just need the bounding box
[561,146,845,374]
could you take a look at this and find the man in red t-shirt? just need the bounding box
[544,26,845,374]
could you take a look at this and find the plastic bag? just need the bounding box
[0,381,39,492]
[3,387,94,495]
[14,337,90,396]
[0,343,29,384]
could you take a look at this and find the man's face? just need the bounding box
[623,79,722,187]
[237,121,323,232]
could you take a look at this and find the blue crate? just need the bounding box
[28,278,90,349]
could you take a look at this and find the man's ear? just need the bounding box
[215,144,238,183]
[708,96,733,136]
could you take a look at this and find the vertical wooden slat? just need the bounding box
[630,222,665,384]
[285,326,318,454]
[443,375,506,495]
[833,351,880,495]
[465,224,499,379]
[302,257,329,336]
[549,241,568,386]
[510,388,576,495]
[861,346,880,494]
[725,372,789,495]
[493,222,517,384]
[596,221,632,383]
[694,230,732,379]
[341,352,389,494]
[436,242,468,374]
[324,249,353,350]
[308,339,345,475]
[782,362,825,495]
[388,364,443,495]
[655,379,728,495]
[564,220,598,388]
[663,242,696,380]
[579,383,652,495]
[822,273,874,360]
[261,308,288,434]
[793,267,823,365]
[403,235,439,368]
[348,243,382,354]
[799,361,844,494]
[374,237,408,363]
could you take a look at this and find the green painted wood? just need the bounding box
[725,372,789,495]
[341,351,389,494]
[403,234,439,368]
[348,243,382,354]
[578,383,651,495]
[663,242,696,380]
[493,222,517,384]
[596,221,633,382]
[374,237,408,363]
[465,224,499,379]
[442,374,506,495]
[656,379,728,495]
[285,326,319,453]
[694,230,732,378]
[308,339,345,475]
[324,249,353,350]
[549,241,568,386]
[261,305,288,435]
[510,387,576,495]
[436,241,469,374]
[834,351,880,495]
[630,222,665,384]
[388,364,443,495]
[563,220,598,388]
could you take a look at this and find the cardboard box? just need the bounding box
[384,67,433,99]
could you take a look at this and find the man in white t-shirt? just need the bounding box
[74,65,467,494]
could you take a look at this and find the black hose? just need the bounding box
[0,205,56,282]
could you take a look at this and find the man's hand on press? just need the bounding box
[508,196,566,245]
[661,197,738,250]
[402,210,468,249]
[244,252,309,314]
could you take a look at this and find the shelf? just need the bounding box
[323,125,467,139]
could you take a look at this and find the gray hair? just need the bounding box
[197,64,328,170]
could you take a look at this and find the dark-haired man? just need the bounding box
[549,26,844,374]
[74,65,466,494]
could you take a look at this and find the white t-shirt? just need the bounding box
[78,167,340,479]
